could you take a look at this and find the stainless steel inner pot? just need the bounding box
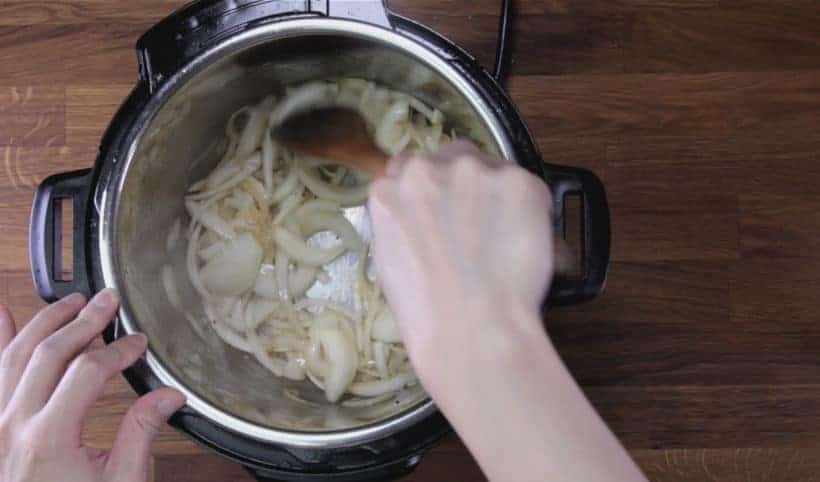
[97,19,515,448]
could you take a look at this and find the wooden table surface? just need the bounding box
[3,0,820,480]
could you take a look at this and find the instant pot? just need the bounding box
[28,1,611,480]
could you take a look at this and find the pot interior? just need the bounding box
[113,28,505,437]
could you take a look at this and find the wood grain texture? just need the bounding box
[2,0,820,480]
[632,448,820,482]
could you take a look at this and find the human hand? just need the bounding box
[368,141,555,371]
[0,290,185,482]
[369,142,645,482]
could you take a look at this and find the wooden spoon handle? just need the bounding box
[353,152,387,178]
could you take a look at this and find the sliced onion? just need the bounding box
[246,327,285,377]
[186,225,210,299]
[198,240,224,261]
[293,198,340,217]
[359,86,390,125]
[242,176,270,208]
[330,166,348,185]
[268,332,305,352]
[262,132,277,194]
[282,357,306,381]
[236,101,270,159]
[305,337,329,377]
[348,372,416,397]
[188,152,262,201]
[387,346,408,374]
[200,233,263,297]
[269,173,297,208]
[297,210,363,252]
[371,307,401,343]
[188,178,207,193]
[305,364,326,390]
[253,264,278,299]
[227,105,251,141]
[313,322,358,402]
[273,188,304,225]
[294,298,360,321]
[426,128,444,152]
[411,97,444,124]
[224,295,249,333]
[204,162,241,192]
[391,130,413,155]
[296,167,368,206]
[289,264,318,299]
[275,249,290,301]
[375,100,409,153]
[245,297,278,330]
[336,81,365,109]
[225,190,253,210]
[186,197,230,238]
[197,207,235,240]
[273,226,346,267]
[373,341,389,379]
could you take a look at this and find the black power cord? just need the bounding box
[492,0,513,84]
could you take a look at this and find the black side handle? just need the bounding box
[250,452,423,481]
[545,165,611,306]
[29,169,92,302]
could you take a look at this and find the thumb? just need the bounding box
[106,387,186,481]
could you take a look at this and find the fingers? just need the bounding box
[367,178,397,270]
[106,388,185,481]
[384,140,506,181]
[0,304,15,352]
[7,289,119,416]
[43,332,148,439]
[0,293,86,409]
[384,151,414,178]
[430,139,484,164]
[368,177,399,215]
[433,139,509,169]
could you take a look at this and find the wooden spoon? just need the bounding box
[272,107,575,275]
[271,107,387,177]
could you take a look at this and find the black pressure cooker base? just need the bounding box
[31,0,610,480]
[171,408,450,481]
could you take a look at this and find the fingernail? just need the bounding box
[92,288,119,307]
[63,292,86,307]
[156,397,184,417]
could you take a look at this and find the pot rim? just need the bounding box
[98,17,516,448]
